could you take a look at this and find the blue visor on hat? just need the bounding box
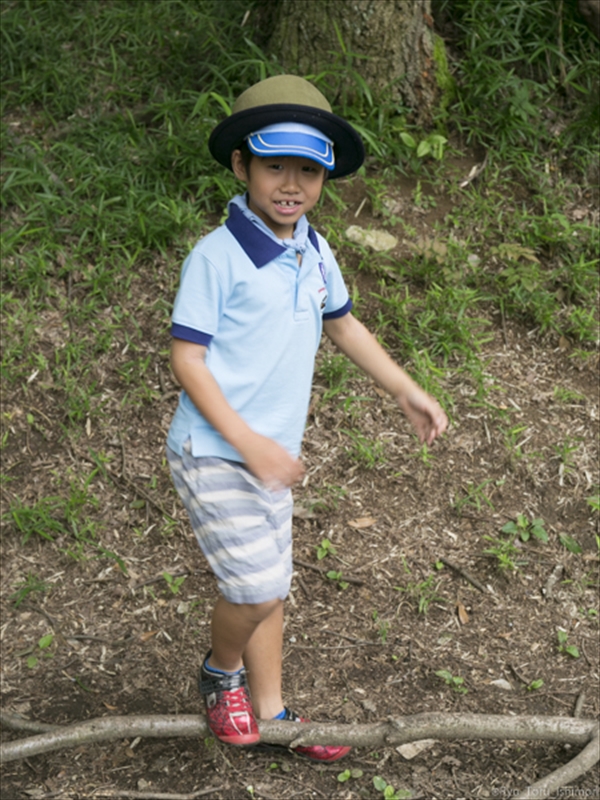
[246,123,335,170]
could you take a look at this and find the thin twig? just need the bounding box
[91,788,226,800]
[288,643,382,650]
[19,604,71,648]
[295,572,311,599]
[19,602,59,627]
[328,630,375,645]
[510,663,531,687]
[131,569,191,591]
[580,639,593,669]
[74,447,176,521]
[439,557,486,593]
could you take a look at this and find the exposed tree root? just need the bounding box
[1,711,598,796]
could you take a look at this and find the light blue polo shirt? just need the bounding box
[167,200,352,461]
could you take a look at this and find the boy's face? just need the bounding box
[231,151,326,239]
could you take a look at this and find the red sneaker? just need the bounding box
[282,708,351,763]
[199,654,260,746]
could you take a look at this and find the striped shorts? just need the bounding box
[167,443,293,604]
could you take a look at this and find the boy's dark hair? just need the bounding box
[237,141,253,174]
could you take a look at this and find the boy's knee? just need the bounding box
[241,597,282,623]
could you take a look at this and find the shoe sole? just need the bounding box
[295,745,352,763]
[250,741,352,762]
[210,731,261,746]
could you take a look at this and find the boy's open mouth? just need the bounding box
[274,200,302,214]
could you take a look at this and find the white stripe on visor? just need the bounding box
[246,122,335,170]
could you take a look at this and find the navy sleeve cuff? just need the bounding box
[323,298,353,320]
[171,323,213,346]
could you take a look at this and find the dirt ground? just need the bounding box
[1,162,599,800]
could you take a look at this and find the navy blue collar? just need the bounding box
[225,203,320,268]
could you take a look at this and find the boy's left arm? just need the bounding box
[323,313,448,445]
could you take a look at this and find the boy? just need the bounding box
[166,75,447,762]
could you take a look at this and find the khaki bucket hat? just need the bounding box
[208,75,365,179]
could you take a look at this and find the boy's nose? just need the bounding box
[281,169,300,190]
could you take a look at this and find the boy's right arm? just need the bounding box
[170,338,304,489]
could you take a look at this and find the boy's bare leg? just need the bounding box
[208,596,280,672]
[243,599,284,719]
[207,597,285,719]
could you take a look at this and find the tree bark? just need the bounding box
[261,0,439,124]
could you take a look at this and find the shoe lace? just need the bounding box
[225,685,252,713]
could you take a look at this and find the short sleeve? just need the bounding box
[315,232,352,319]
[170,247,224,343]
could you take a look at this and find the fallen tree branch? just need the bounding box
[1,710,598,797]
[0,711,60,734]
[514,727,599,800]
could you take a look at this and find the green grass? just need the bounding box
[441,0,600,168]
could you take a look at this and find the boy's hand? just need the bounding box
[240,434,305,491]
[324,314,448,447]
[396,387,448,446]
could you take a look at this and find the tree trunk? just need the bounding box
[262,0,439,124]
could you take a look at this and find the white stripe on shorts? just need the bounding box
[167,445,293,604]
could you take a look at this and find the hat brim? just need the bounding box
[209,104,365,179]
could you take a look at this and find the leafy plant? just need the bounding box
[435,669,468,694]
[559,534,582,555]
[395,574,445,615]
[483,536,522,572]
[501,514,548,543]
[372,776,412,799]
[316,537,337,560]
[557,629,580,659]
[18,633,55,669]
[326,570,349,590]
[163,572,186,595]
[527,678,544,691]
[337,768,364,783]
[399,130,448,169]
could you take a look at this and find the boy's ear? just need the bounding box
[231,149,248,182]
